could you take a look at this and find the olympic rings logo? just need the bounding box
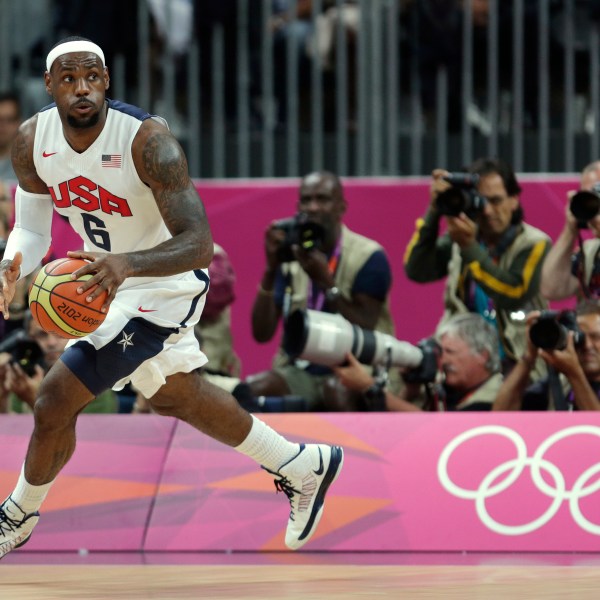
[437,425,600,536]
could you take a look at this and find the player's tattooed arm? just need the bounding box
[11,116,49,194]
[131,119,214,275]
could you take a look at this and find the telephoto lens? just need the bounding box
[529,318,568,350]
[570,190,600,225]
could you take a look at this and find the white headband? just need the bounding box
[46,41,105,72]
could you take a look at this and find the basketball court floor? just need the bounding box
[3,551,600,599]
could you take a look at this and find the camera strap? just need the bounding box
[307,237,342,311]
[572,232,600,299]
[547,366,570,411]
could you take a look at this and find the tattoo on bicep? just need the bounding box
[11,132,33,177]
[142,132,188,192]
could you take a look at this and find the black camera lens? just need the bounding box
[443,172,480,187]
[529,319,567,350]
[529,309,584,351]
[437,188,469,217]
[570,190,600,223]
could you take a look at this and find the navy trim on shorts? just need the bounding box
[61,317,178,396]
[179,269,210,328]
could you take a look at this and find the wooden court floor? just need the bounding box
[2,565,600,599]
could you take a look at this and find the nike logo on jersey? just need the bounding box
[42,151,57,157]
[138,306,157,313]
[313,447,324,476]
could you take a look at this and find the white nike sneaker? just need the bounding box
[265,444,344,550]
[0,496,39,559]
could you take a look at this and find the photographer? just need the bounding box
[334,313,503,411]
[541,161,600,301]
[0,311,116,414]
[247,170,395,410]
[404,157,551,374]
[493,302,600,411]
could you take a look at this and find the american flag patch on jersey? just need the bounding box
[101,154,122,168]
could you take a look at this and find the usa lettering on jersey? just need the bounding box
[48,176,133,217]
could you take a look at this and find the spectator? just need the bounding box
[0,311,117,414]
[334,313,502,411]
[194,0,263,129]
[270,0,315,129]
[0,180,12,238]
[0,92,22,181]
[404,157,551,375]
[271,0,359,131]
[246,170,395,410]
[0,223,33,339]
[195,242,242,384]
[541,160,600,301]
[493,301,600,411]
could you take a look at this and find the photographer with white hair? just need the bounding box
[333,313,503,412]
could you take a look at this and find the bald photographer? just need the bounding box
[404,157,551,375]
[246,170,395,411]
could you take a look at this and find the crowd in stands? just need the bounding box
[4,1,598,136]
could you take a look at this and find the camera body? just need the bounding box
[437,172,486,220]
[273,213,326,263]
[401,337,440,384]
[569,182,600,227]
[529,309,585,351]
[0,329,45,377]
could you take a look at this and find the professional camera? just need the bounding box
[436,172,486,219]
[569,182,600,227]
[282,309,439,382]
[273,213,326,263]
[0,329,45,377]
[529,309,585,351]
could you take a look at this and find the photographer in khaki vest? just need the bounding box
[404,157,551,376]
[246,171,395,410]
[541,161,600,301]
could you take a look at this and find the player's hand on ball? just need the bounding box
[67,250,132,312]
[0,252,23,319]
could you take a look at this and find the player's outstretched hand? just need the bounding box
[0,252,23,319]
[67,250,132,313]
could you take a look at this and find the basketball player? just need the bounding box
[0,37,343,557]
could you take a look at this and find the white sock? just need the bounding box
[10,464,54,515]
[235,415,300,472]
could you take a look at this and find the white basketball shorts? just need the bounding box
[61,269,210,398]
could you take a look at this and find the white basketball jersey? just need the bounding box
[33,101,175,266]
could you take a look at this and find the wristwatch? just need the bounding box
[325,286,341,303]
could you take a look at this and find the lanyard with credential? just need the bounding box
[307,237,342,311]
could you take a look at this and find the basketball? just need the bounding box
[28,258,108,339]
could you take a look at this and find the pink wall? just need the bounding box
[50,176,583,377]
[3,413,600,553]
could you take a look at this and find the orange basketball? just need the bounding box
[28,258,108,339]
